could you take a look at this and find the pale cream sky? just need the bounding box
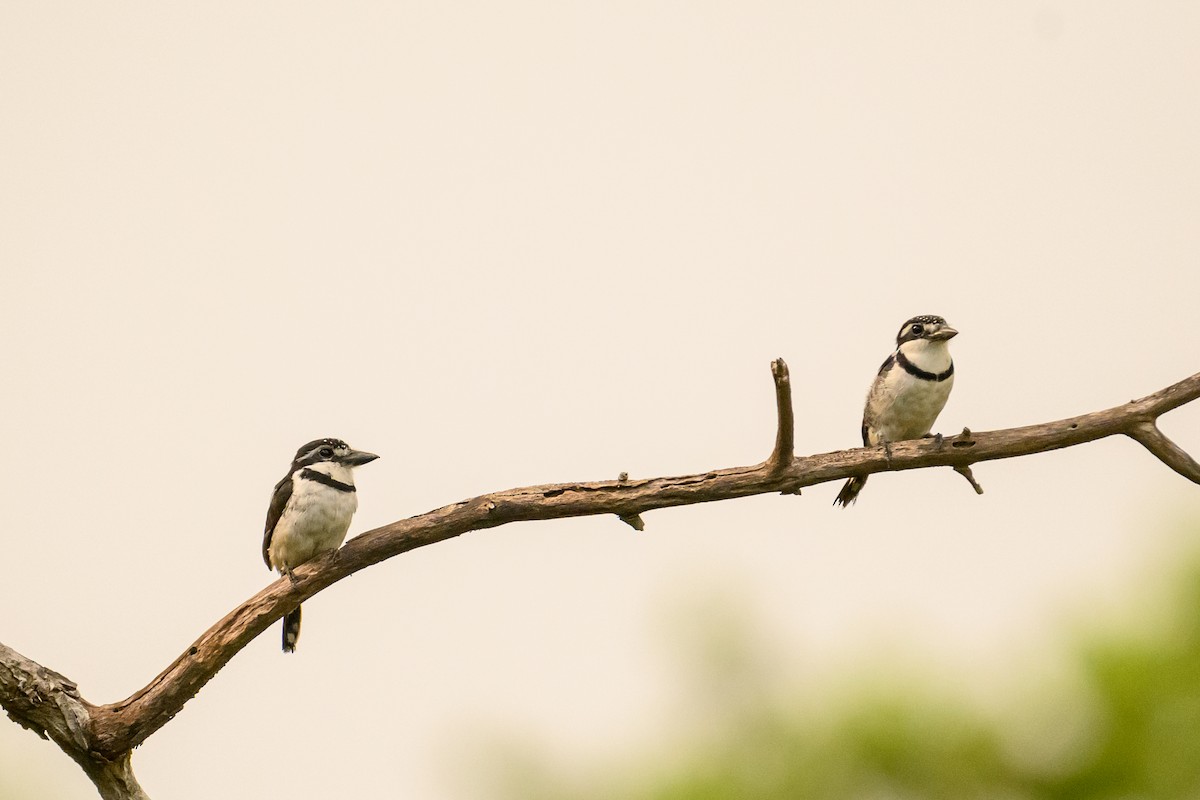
[3,2,1199,798]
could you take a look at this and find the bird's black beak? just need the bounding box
[928,325,958,341]
[343,449,380,466]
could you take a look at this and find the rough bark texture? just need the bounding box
[2,361,1197,799]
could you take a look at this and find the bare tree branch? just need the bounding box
[2,362,1198,798]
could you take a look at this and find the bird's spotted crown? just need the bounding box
[903,315,946,327]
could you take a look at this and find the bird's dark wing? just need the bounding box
[262,473,293,568]
[860,354,897,446]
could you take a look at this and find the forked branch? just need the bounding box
[1128,420,1200,483]
[2,362,1197,799]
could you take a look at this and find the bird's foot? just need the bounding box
[882,440,894,466]
[282,566,298,584]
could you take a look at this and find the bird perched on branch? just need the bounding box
[263,438,379,651]
[834,315,957,507]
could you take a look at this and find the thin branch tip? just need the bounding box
[770,357,790,383]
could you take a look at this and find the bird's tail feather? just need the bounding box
[833,476,867,508]
[282,605,302,653]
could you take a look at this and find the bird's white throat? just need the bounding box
[897,338,952,373]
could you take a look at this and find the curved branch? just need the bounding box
[3,363,1198,795]
[88,366,1200,756]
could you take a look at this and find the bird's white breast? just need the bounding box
[268,463,358,572]
[865,339,954,445]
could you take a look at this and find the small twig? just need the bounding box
[766,358,794,471]
[616,472,644,529]
[953,465,985,494]
[618,513,646,531]
[1127,420,1200,483]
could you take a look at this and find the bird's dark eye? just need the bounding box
[911,324,923,334]
[319,447,333,458]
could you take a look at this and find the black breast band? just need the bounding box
[896,351,954,382]
[299,468,356,493]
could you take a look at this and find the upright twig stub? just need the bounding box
[767,358,795,471]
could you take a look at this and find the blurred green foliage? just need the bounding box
[498,534,1200,800]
